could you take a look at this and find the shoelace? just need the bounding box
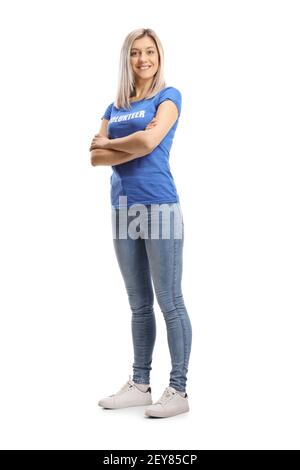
[156,387,175,405]
[112,374,134,397]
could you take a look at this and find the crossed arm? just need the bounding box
[90,100,179,166]
[90,131,152,166]
[90,147,150,167]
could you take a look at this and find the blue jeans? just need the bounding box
[111,202,192,393]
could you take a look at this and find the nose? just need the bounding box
[138,51,148,62]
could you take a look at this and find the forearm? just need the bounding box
[90,148,145,166]
[106,131,150,154]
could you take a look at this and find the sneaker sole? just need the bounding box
[98,400,153,409]
[145,406,189,418]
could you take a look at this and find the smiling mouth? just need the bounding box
[138,66,151,70]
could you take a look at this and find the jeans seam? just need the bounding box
[172,211,187,391]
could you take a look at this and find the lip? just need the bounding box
[137,66,151,69]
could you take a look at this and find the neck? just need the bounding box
[132,78,153,99]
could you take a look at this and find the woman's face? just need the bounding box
[130,36,159,81]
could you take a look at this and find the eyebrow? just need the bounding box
[131,47,156,51]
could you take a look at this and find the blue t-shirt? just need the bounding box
[101,86,182,208]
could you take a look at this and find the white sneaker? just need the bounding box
[144,386,189,418]
[98,375,152,409]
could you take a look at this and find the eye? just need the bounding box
[130,50,155,56]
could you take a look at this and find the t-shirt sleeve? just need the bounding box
[101,102,113,120]
[156,87,182,117]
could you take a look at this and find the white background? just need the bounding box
[0,0,299,450]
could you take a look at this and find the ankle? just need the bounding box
[134,382,150,392]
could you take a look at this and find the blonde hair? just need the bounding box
[114,28,166,110]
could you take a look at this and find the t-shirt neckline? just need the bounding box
[129,86,167,104]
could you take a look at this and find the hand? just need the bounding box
[145,117,158,130]
[89,134,110,151]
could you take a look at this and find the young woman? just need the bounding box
[90,28,192,418]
